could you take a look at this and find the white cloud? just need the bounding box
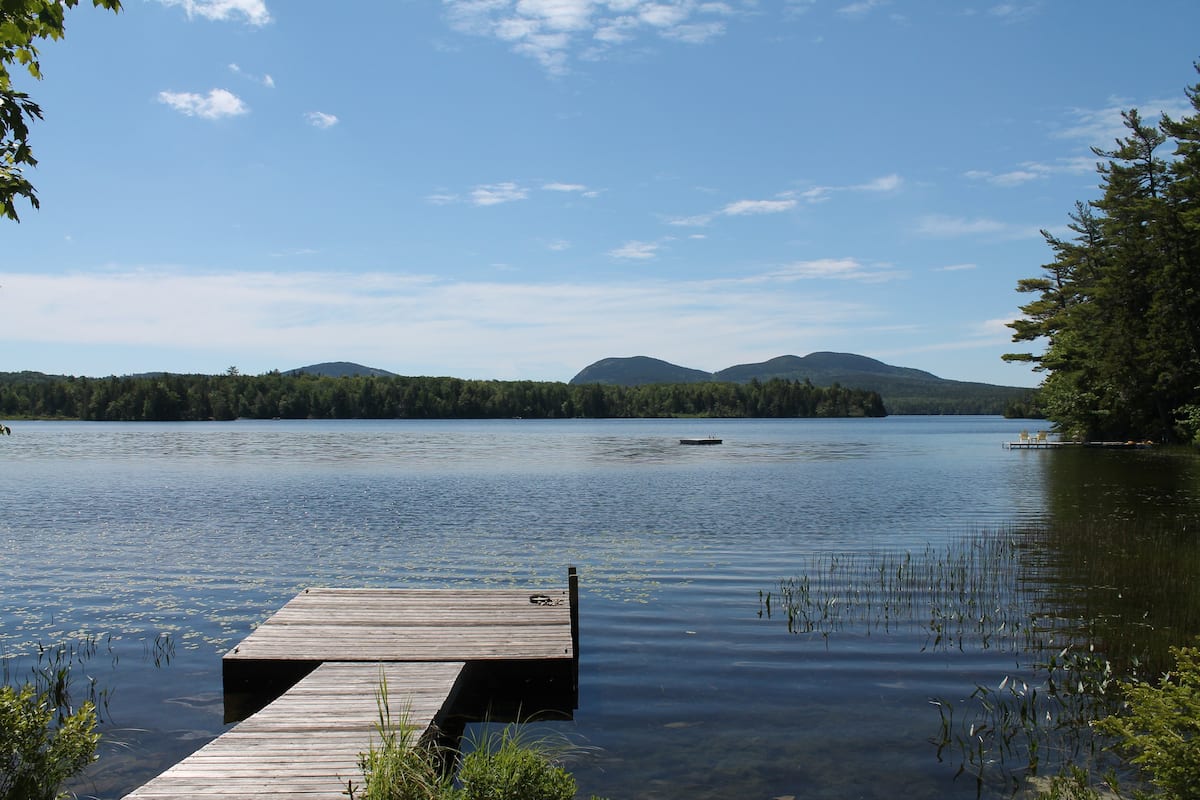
[721,198,797,216]
[156,0,271,25]
[543,182,588,192]
[305,111,339,129]
[157,88,248,119]
[443,0,748,73]
[935,263,977,272]
[609,240,660,259]
[471,182,529,206]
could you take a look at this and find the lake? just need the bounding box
[3,416,1199,798]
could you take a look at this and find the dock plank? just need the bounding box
[125,661,464,800]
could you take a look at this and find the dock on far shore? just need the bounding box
[1003,437,1154,450]
[123,568,579,800]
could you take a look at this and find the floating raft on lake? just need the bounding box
[680,437,722,445]
[123,569,578,800]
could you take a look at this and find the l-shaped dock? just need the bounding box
[123,569,578,799]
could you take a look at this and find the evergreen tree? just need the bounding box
[1005,64,1200,442]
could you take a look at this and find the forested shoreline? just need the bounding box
[0,371,886,421]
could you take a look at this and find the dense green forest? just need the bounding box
[0,371,886,421]
[1005,64,1200,442]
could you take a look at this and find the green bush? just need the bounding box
[0,683,99,800]
[1095,643,1200,800]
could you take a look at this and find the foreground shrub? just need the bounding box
[0,683,99,800]
[1096,643,1200,800]
[456,727,576,800]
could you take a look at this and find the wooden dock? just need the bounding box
[124,569,578,800]
[1003,440,1154,450]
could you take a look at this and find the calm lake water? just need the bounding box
[3,417,1200,799]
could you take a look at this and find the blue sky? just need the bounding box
[4,0,1199,386]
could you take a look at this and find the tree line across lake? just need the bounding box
[0,371,887,421]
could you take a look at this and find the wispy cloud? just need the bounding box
[609,240,661,260]
[802,173,903,201]
[229,63,275,88]
[157,88,248,119]
[0,267,877,379]
[671,176,899,227]
[987,4,1040,23]
[764,257,904,284]
[542,181,600,197]
[443,0,747,74]
[305,111,339,129]
[964,157,1094,187]
[935,263,977,272]
[856,173,902,192]
[471,182,529,206]
[1052,97,1193,147]
[721,198,797,216]
[915,214,1040,239]
[837,0,888,17]
[430,180,597,206]
[156,0,271,25]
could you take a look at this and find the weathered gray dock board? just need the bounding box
[124,660,465,799]
[224,586,574,665]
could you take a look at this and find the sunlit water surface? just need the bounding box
[3,417,1198,799]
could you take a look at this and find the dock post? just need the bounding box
[568,565,579,693]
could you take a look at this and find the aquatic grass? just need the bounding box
[758,526,1197,794]
[347,673,603,800]
[2,636,117,725]
[760,532,1063,654]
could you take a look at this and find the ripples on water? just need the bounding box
[3,417,1197,799]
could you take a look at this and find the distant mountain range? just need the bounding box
[0,355,1034,415]
[569,352,1033,415]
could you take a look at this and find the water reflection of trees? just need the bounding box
[1033,447,1200,674]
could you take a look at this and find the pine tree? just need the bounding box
[1005,64,1200,442]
